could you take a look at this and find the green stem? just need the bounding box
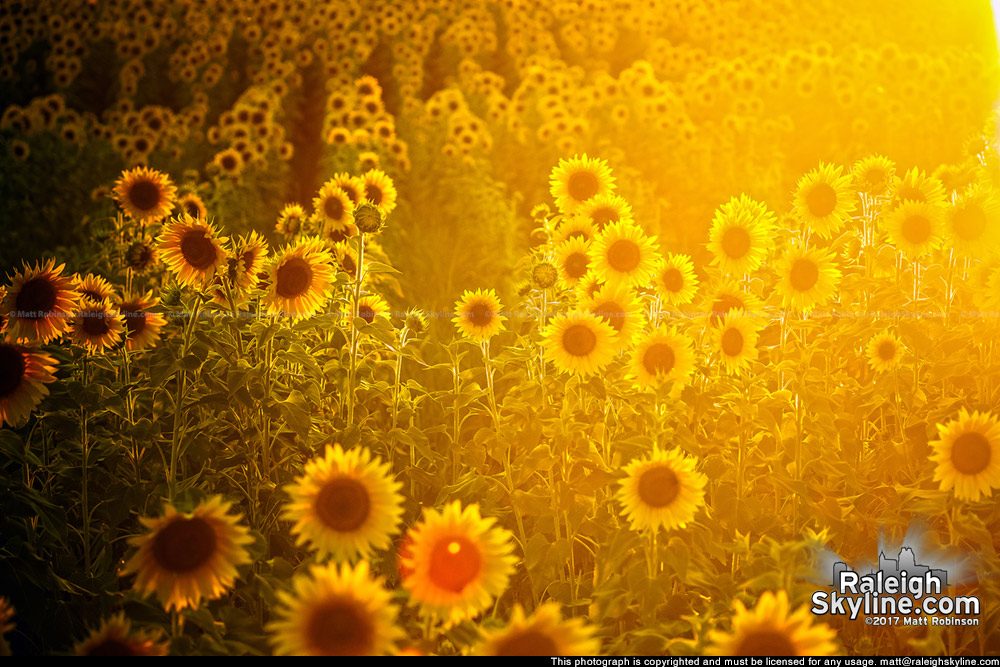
[167,294,203,503]
[346,232,366,424]
[80,357,92,578]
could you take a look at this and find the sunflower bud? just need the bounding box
[531,262,558,289]
[404,308,429,335]
[354,202,385,234]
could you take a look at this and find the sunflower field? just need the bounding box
[3,0,1000,658]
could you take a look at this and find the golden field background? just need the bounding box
[0,0,999,657]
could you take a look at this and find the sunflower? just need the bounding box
[549,154,616,214]
[75,614,168,656]
[583,282,645,348]
[357,294,390,324]
[265,238,336,319]
[866,332,904,373]
[617,448,707,532]
[554,237,592,290]
[576,192,633,230]
[213,148,243,176]
[125,238,158,274]
[704,281,763,325]
[269,560,403,656]
[157,215,228,288]
[276,203,309,240]
[577,274,605,300]
[401,500,517,625]
[452,288,505,341]
[892,167,947,209]
[885,199,943,259]
[476,603,600,656]
[212,231,269,306]
[361,169,398,215]
[113,166,177,222]
[774,245,841,312]
[332,172,366,205]
[313,181,356,239]
[0,597,13,657]
[930,409,1000,502]
[715,311,762,373]
[3,259,81,343]
[653,253,699,306]
[706,591,838,656]
[118,292,166,352]
[792,163,853,239]
[332,241,362,281]
[589,220,659,287]
[543,312,617,376]
[0,342,57,427]
[176,191,208,220]
[946,187,1000,257]
[707,195,775,275]
[552,215,597,245]
[71,300,125,352]
[852,155,896,198]
[122,496,254,612]
[629,325,696,389]
[75,273,117,304]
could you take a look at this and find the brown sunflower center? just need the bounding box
[0,344,26,398]
[494,629,560,656]
[564,252,589,279]
[567,171,599,201]
[721,226,752,259]
[806,183,837,217]
[662,268,684,293]
[83,638,140,656]
[15,276,58,315]
[593,301,625,332]
[712,295,744,322]
[128,180,161,211]
[877,340,896,361]
[642,343,675,376]
[315,477,371,532]
[306,597,375,656]
[324,195,345,221]
[901,214,931,244]
[184,201,202,218]
[953,206,987,241]
[358,304,376,324]
[127,243,155,271]
[342,185,359,203]
[637,465,680,508]
[562,323,597,357]
[590,206,619,228]
[607,240,641,273]
[221,154,238,171]
[276,257,314,299]
[82,310,111,337]
[467,302,494,328]
[951,432,991,475]
[120,306,147,339]
[365,184,383,206]
[735,630,797,656]
[721,327,744,356]
[180,230,218,271]
[428,536,482,593]
[151,516,217,573]
[789,259,819,292]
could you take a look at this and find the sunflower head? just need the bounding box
[715,310,762,373]
[792,163,853,239]
[531,261,559,289]
[630,325,696,390]
[654,253,699,306]
[617,448,707,533]
[549,154,616,214]
[126,239,158,273]
[706,591,838,656]
[404,308,430,336]
[543,312,617,376]
[886,199,944,259]
[113,166,178,222]
[930,409,1000,502]
[852,155,896,197]
[354,202,385,234]
[266,237,336,319]
[452,288,506,341]
[157,215,229,288]
[707,195,775,275]
[176,191,208,220]
[866,332,904,373]
[118,291,166,352]
[774,245,842,312]
[361,169,398,215]
[357,294,390,325]
[3,259,81,343]
[946,186,1000,257]
[476,603,601,656]
[892,167,947,209]
[276,203,309,240]
[576,192,633,230]
[71,299,125,352]
[75,614,168,656]
[588,220,659,288]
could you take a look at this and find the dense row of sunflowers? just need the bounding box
[2,144,1000,655]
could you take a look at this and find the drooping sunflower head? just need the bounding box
[122,496,254,612]
[707,195,775,275]
[3,259,81,343]
[74,614,168,656]
[715,310,763,373]
[946,186,1000,257]
[583,282,645,349]
[851,155,896,198]
[266,237,336,319]
[866,332,904,373]
[629,325,696,389]
[792,162,853,239]
[361,168,398,215]
[118,291,166,352]
[401,500,517,625]
[653,253,699,306]
[588,220,660,288]
[774,245,841,312]
[576,192,634,230]
[176,191,208,220]
[71,299,125,352]
[549,154,616,214]
[113,166,177,222]
[276,203,309,240]
[706,591,838,656]
[885,199,944,259]
[930,409,1000,502]
[284,444,404,561]
[476,603,601,656]
[125,238,158,274]
[452,288,506,341]
[617,448,707,533]
[157,215,229,288]
[269,560,403,656]
[543,312,617,376]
